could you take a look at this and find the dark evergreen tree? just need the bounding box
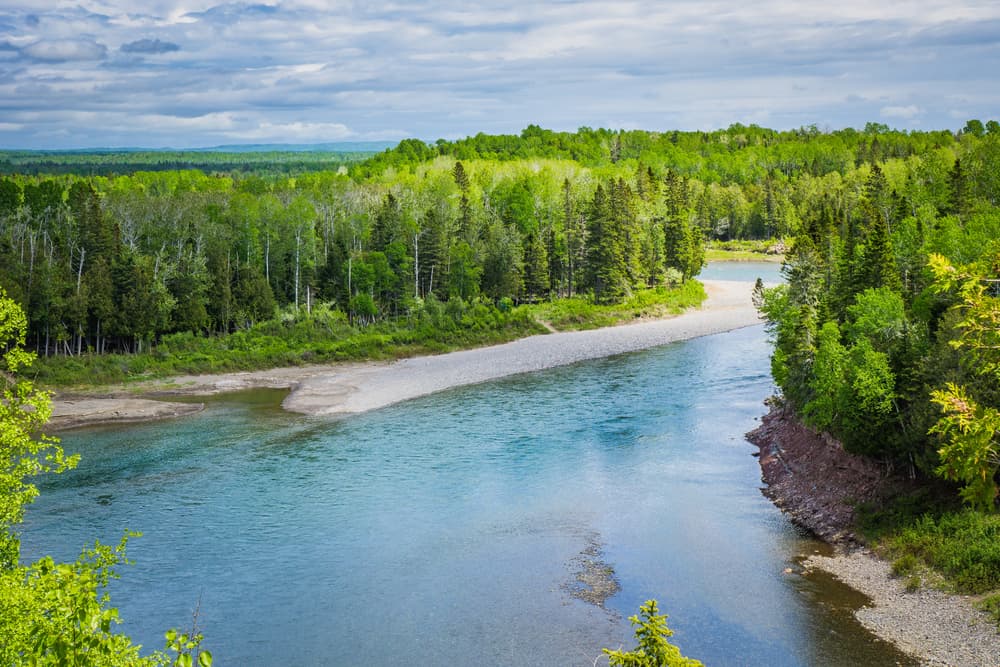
[522,231,549,299]
[371,193,401,251]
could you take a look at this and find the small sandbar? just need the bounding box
[49,398,204,431]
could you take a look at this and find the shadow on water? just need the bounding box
[790,544,918,666]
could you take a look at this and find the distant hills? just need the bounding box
[0,141,401,175]
[3,141,399,155]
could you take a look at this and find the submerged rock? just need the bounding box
[564,534,620,608]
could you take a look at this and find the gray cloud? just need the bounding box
[0,1,997,148]
[121,38,180,54]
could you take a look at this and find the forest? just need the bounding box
[4,121,995,365]
[0,145,387,176]
[749,119,1000,606]
[3,119,1000,662]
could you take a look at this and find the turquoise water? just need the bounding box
[699,260,782,283]
[20,263,913,666]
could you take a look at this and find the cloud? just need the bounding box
[225,120,354,141]
[120,38,180,54]
[20,39,108,62]
[880,105,922,119]
[1,1,999,148]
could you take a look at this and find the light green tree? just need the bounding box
[930,383,1000,511]
[0,287,210,666]
[603,600,703,667]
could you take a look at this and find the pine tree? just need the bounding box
[452,160,469,192]
[522,231,549,299]
[585,184,617,301]
[371,193,400,251]
[860,212,900,292]
[863,163,893,233]
[949,158,969,218]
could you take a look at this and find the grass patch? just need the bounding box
[891,553,920,577]
[705,248,783,262]
[705,239,785,263]
[524,280,706,332]
[977,594,1000,627]
[860,488,1000,595]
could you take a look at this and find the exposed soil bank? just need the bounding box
[51,279,759,428]
[746,405,885,544]
[748,406,1000,666]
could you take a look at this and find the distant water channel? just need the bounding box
[21,262,914,666]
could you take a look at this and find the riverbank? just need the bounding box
[748,406,1000,666]
[49,278,760,429]
[49,397,205,430]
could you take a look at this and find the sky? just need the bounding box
[0,1,998,149]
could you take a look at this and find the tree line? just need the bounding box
[1,120,997,367]
[0,156,707,357]
[755,121,1000,507]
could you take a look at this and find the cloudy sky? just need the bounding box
[1,1,998,149]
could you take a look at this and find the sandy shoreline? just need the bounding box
[49,397,205,431]
[50,278,761,428]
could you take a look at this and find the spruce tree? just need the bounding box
[860,213,900,292]
[522,231,550,299]
[371,193,400,251]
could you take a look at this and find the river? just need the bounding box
[20,262,914,665]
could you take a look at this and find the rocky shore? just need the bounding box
[748,406,1000,666]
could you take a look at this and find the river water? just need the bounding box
[20,263,914,666]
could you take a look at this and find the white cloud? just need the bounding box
[880,105,922,119]
[224,120,354,141]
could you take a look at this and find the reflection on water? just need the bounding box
[22,324,912,666]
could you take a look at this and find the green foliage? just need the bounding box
[17,533,156,666]
[976,593,1000,627]
[891,553,919,577]
[748,129,1000,504]
[930,383,1000,511]
[803,321,847,430]
[845,287,908,351]
[0,287,77,564]
[603,600,703,667]
[0,289,196,665]
[880,510,1000,593]
[164,626,212,667]
[0,148,377,176]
